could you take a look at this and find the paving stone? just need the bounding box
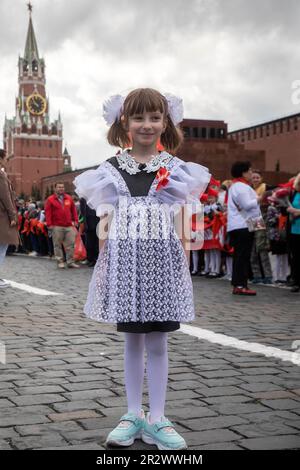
[239,382,284,393]
[245,410,300,425]
[202,395,253,405]
[51,400,102,413]
[200,378,243,387]
[168,407,218,420]
[182,415,249,431]
[260,399,300,410]
[198,370,242,379]
[239,435,300,450]
[11,434,68,450]
[210,403,272,415]
[48,410,100,422]
[252,391,300,400]
[38,443,105,450]
[15,421,83,436]
[0,413,51,427]
[0,428,19,439]
[61,428,112,444]
[0,440,12,450]
[16,385,66,395]
[232,422,300,438]
[193,442,244,450]
[196,385,246,397]
[63,389,116,401]
[182,429,241,446]
[59,381,114,392]
[10,394,67,406]
[0,399,15,408]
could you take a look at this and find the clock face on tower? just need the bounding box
[26,93,47,115]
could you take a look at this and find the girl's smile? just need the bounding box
[127,111,166,153]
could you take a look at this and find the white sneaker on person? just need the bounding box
[28,251,38,256]
[142,412,187,450]
[106,410,145,447]
[67,262,80,268]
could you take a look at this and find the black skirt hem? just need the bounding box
[117,321,180,333]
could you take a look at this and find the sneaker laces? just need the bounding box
[162,426,176,434]
[149,415,176,434]
[117,420,132,429]
[118,411,143,429]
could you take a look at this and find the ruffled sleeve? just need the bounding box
[73,163,119,217]
[154,159,211,207]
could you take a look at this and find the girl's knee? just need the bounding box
[145,332,168,356]
[124,333,145,353]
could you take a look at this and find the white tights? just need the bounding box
[204,249,221,274]
[124,332,168,423]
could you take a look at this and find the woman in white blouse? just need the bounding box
[227,161,261,295]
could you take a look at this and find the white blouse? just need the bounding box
[227,182,261,232]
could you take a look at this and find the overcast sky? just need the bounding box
[1,0,300,170]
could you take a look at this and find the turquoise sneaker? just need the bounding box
[106,411,145,447]
[142,413,187,450]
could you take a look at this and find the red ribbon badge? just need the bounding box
[156,167,170,191]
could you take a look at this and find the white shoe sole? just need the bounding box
[106,431,142,447]
[141,432,187,450]
[0,284,10,289]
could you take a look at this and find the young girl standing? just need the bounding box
[74,88,210,450]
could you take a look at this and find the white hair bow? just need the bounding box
[102,95,125,126]
[102,92,184,126]
[163,93,184,126]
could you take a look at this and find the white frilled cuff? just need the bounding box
[73,165,119,217]
[154,161,211,207]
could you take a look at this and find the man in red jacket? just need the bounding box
[45,182,79,268]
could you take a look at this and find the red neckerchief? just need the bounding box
[232,177,251,186]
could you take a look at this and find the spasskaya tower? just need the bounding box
[3,3,68,197]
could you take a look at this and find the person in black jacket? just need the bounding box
[80,198,99,267]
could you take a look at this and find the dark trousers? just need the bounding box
[85,230,99,263]
[229,229,254,287]
[290,234,300,286]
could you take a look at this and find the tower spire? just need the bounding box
[27,2,33,14]
[24,3,39,62]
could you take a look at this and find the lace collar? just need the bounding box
[116,149,173,175]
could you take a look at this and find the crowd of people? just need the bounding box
[8,182,100,269]
[0,146,100,288]
[190,163,300,294]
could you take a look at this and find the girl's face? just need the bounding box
[252,172,262,187]
[127,110,166,149]
[208,195,217,204]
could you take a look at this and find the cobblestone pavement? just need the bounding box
[0,255,299,450]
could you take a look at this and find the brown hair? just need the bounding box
[0,149,6,159]
[107,88,183,154]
